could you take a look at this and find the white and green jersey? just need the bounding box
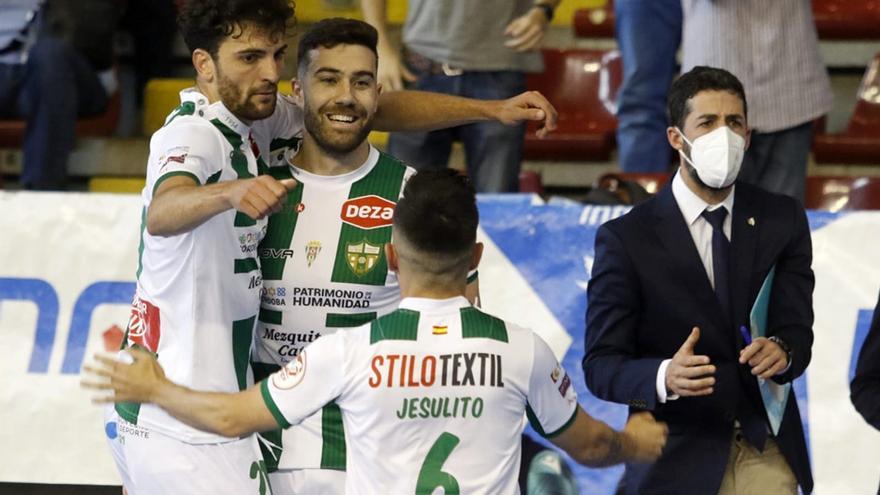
[261,296,579,494]
[117,88,276,443]
[253,145,415,470]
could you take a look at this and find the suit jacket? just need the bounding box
[583,182,814,494]
[851,290,880,495]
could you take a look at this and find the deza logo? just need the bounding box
[340,195,395,230]
[0,277,135,374]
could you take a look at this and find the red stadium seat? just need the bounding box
[812,0,880,40]
[573,2,615,39]
[0,90,121,148]
[805,176,880,210]
[518,170,545,195]
[524,49,622,161]
[813,53,880,164]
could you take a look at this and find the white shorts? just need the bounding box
[103,409,268,494]
[269,469,346,495]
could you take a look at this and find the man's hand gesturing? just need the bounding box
[665,327,716,397]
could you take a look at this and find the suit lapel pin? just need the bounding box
[747,217,756,226]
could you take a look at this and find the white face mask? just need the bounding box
[676,126,745,189]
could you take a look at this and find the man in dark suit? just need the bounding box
[583,66,814,494]
[851,290,880,494]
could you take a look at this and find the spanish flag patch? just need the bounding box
[432,325,448,335]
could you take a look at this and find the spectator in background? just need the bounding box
[681,0,833,202]
[615,0,682,173]
[362,0,560,193]
[0,0,119,190]
[119,0,177,108]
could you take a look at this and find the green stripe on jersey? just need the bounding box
[257,429,283,473]
[260,380,291,428]
[330,153,407,286]
[326,312,376,328]
[460,307,508,342]
[527,404,578,439]
[234,258,258,274]
[136,207,146,280]
[253,362,284,472]
[269,136,302,156]
[210,118,258,227]
[321,402,347,470]
[164,101,195,126]
[114,342,153,425]
[259,308,283,326]
[259,166,304,281]
[252,361,281,382]
[370,308,420,344]
[115,401,141,426]
[205,169,222,184]
[114,330,141,423]
[232,316,255,391]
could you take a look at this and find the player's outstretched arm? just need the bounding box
[549,409,668,467]
[147,175,298,236]
[82,348,277,438]
[373,90,558,137]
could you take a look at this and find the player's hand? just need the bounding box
[492,91,558,137]
[504,7,549,52]
[225,176,298,220]
[739,337,788,379]
[623,412,668,463]
[665,327,716,397]
[377,44,417,92]
[81,348,167,404]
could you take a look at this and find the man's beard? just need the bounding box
[216,70,277,122]
[303,102,373,156]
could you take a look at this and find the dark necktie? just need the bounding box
[703,208,768,449]
[701,207,730,321]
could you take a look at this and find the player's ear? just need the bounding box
[291,77,305,108]
[385,243,399,273]
[193,49,215,83]
[469,242,483,271]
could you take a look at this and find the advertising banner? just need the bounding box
[1,192,878,493]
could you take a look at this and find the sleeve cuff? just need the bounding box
[260,379,291,428]
[656,359,679,403]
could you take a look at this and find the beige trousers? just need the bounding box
[717,429,798,495]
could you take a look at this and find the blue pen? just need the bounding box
[739,325,752,346]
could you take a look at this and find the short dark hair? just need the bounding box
[177,0,295,58]
[393,169,478,274]
[667,66,748,130]
[297,18,378,73]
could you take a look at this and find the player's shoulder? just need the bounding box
[150,116,223,156]
[458,306,535,345]
[366,308,419,345]
[376,150,417,177]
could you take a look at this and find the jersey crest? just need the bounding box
[345,240,383,276]
[305,240,322,267]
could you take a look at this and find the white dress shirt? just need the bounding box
[680,0,833,133]
[656,171,734,402]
